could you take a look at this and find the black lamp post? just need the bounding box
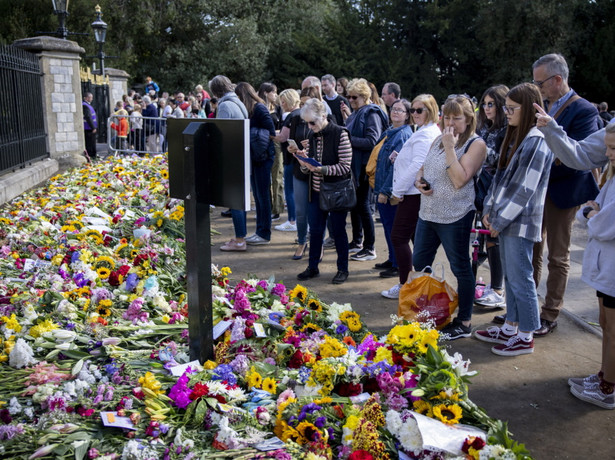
[52,0,70,40]
[91,5,108,77]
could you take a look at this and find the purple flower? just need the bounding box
[0,424,24,440]
[124,273,139,292]
[271,283,286,296]
[168,372,192,409]
[335,324,349,335]
[212,364,237,385]
[314,416,326,428]
[257,280,269,290]
[71,251,81,263]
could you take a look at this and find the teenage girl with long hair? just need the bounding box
[474,83,553,356]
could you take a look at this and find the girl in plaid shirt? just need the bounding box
[474,83,554,356]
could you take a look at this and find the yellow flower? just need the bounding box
[319,335,347,358]
[160,169,169,179]
[161,314,170,323]
[373,346,393,365]
[1,314,22,333]
[246,367,263,389]
[220,266,232,277]
[96,255,116,269]
[296,421,321,446]
[413,400,433,417]
[203,360,217,370]
[289,284,308,303]
[307,298,322,313]
[96,305,111,317]
[29,319,59,338]
[432,403,463,425]
[97,267,111,279]
[138,371,164,395]
[262,377,277,394]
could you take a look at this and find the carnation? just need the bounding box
[9,338,37,368]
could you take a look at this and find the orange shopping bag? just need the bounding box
[397,265,458,329]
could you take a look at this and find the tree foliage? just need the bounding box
[1,0,614,103]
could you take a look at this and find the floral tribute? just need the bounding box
[0,155,531,459]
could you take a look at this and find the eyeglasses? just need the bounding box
[391,108,407,114]
[348,95,360,100]
[502,105,522,115]
[409,108,424,114]
[481,102,495,109]
[532,75,558,88]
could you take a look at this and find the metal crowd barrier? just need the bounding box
[107,115,167,156]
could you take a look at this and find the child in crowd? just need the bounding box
[474,83,553,356]
[567,122,615,409]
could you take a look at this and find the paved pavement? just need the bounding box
[209,208,614,459]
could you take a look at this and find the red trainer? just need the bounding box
[491,335,534,356]
[474,326,515,344]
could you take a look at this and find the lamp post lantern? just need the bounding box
[51,0,70,40]
[91,5,108,76]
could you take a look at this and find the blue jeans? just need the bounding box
[284,164,296,222]
[231,209,247,239]
[251,158,273,240]
[413,211,475,322]
[308,190,348,272]
[293,177,309,245]
[350,166,375,249]
[500,235,541,332]
[377,200,398,267]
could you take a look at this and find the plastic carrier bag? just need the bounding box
[397,265,458,329]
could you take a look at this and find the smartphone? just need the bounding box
[287,139,298,149]
[419,177,431,191]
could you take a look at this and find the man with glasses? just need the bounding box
[530,53,602,336]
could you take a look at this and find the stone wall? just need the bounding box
[106,68,130,112]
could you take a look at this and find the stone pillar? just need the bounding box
[106,68,131,113]
[13,36,87,168]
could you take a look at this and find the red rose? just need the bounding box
[334,382,362,397]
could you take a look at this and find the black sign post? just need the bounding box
[168,119,249,362]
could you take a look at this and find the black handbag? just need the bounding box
[319,175,357,212]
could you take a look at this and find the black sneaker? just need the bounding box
[374,260,393,270]
[297,267,319,280]
[350,248,377,261]
[332,270,349,284]
[323,237,336,249]
[440,318,472,340]
[348,242,363,254]
[221,209,232,217]
[379,267,399,278]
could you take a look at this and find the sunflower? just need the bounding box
[96,305,111,317]
[307,298,322,313]
[246,368,263,389]
[262,377,277,394]
[412,400,433,417]
[300,322,321,334]
[160,169,169,179]
[432,403,463,425]
[96,255,116,269]
[296,421,322,445]
[289,284,308,303]
[97,267,111,279]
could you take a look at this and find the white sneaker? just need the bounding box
[475,287,505,308]
[274,221,297,232]
[245,234,270,245]
[381,284,401,299]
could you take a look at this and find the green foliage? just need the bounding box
[1,0,614,103]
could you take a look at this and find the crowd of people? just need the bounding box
[83,53,614,410]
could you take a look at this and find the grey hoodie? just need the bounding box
[216,92,248,120]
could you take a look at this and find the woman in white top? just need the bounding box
[381,94,441,299]
[414,95,486,339]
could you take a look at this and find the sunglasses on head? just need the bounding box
[409,108,424,114]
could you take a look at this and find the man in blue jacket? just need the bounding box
[530,53,601,336]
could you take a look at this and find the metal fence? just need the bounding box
[107,115,167,156]
[0,45,48,176]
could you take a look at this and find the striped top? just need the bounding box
[303,130,352,192]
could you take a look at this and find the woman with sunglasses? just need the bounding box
[413,95,486,339]
[289,98,353,284]
[474,85,509,310]
[474,83,553,356]
[371,99,414,279]
[342,78,389,262]
[381,94,442,299]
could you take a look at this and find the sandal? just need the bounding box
[292,243,308,260]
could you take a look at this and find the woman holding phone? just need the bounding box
[288,98,353,284]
